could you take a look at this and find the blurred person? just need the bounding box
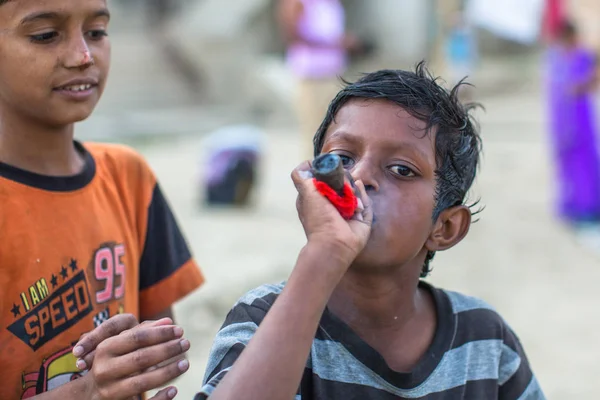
[277,0,363,159]
[195,63,545,400]
[545,20,600,230]
[0,0,204,398]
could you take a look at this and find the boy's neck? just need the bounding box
[327,262,427,331]
[0,115,84,176]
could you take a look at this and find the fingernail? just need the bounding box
[298,170,313,179]
[73,346,84,357]
[76,359,86,370]
[180,339,190,351]
[168,388,177,398]
[356,198,364,211]
[178,359,189,371]
[173,326,183,337]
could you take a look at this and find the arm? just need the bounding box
[276,0,303,45]
[572,52,599,94]
[197,161,373,400]
[138,183,204,321]
[498,324,546,399]
[204,244,350,400]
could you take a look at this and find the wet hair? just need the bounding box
[313,61,482,277]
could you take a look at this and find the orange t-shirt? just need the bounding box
[0,142,205,399]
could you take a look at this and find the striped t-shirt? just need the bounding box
[195,281,545,399]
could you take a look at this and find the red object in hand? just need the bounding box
[313,179,358,220]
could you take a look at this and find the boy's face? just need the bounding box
[0,0,110,126]
[320,99,441,271]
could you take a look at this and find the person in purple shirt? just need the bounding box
[277,0,362,159]
[545,20,600,227]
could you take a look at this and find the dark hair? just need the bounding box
[313,61,482,277]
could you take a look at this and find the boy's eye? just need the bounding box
[30,31,58,43]
[389,165,416,177]
[87,30,108,40]
[338,154,355,168]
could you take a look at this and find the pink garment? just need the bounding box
[543,0,565,42]
[286,0,347,79]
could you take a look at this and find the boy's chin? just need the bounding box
[349,245,397,272]
[47,106,97,126]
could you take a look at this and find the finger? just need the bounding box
[112,337,190,377]
[149,386,178,400]
[353,180,373,225]
[129,318,174,332]
[290,160,314,190]
[115,358,190,398]
[102,325,185,357]
[76,349,95,371]
[73,314,139,358]
[75,319,174,369]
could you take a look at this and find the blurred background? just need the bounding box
[83,0,600,398]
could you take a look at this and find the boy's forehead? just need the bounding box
[327,99,432,142]
[0,0,108,22]
[322,98,436,162]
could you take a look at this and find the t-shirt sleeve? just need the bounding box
[499,323,546,399]
[194,301,267,399]
[138,182,204,319]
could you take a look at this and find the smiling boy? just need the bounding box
[0,1,203,399]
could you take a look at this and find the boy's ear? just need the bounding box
[425,205,471,252]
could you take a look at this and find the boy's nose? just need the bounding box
[350,162,380,192]
[63,38,94,69]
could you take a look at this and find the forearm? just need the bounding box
[209,243,348,400]
[30,375,90,400]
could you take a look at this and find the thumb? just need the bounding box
[291,160,315,193]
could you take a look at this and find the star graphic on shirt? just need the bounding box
[60,265,68,280]
[11,303,20,318]
[69,258,78,272]
[50,274,58,288]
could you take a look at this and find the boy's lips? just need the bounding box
[53,78,99,100]
[54,78,99,91]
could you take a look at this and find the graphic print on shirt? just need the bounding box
[4,243,128,398]
[20,345,88,399]
[7,258,94,351]
[90,242,126,305]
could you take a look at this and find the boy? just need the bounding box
[196,63,545,399]
[0,0,203,398]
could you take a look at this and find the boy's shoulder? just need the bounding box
[233,282,286,311]
[84,142,151,172]
[84,141,157,187]
[439,286,498,315]
[432,284,518,344]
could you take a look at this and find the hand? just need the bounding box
[291,161,373,266]
[342,33,362,53]
[73,314,174,371]
[82,322,191,400]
